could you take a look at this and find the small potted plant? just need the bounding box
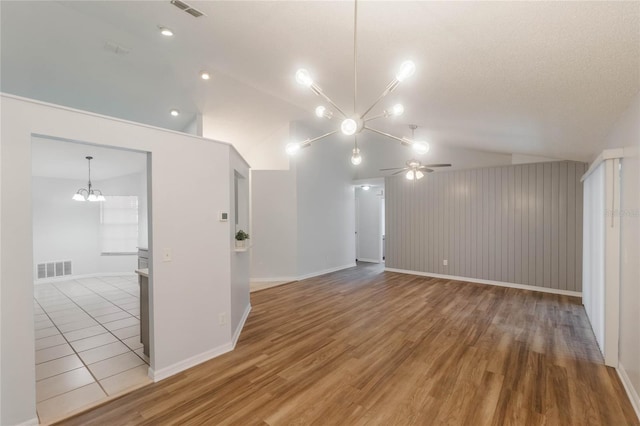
[235,230,249,249]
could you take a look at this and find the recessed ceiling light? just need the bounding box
[159,26,174,37]
[170,109,180,117]
[200,71,210,80]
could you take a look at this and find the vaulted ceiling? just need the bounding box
[2,1,639,162]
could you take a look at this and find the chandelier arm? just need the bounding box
[307,130,339,145]
[364,112,387,123]
[360,79,400,119]
[310,84,348,118]
[364,126,410,145]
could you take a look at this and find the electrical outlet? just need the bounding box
[443,259,448,266]
[163,248,172,262]
[219,312,227,325]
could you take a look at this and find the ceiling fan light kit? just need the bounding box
[287,0,428,166]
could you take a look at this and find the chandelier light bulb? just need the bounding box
[285,142,301,155]
[315,106,326,118]
[341,118,358,136]
[351,148,362,165]
[72,192,85,201]
[405,170,415,180]
[295,69,313,87]
[396,60,416,82]
[87,193,99,202]
[412,141,430,154]
[415,170,425,180]
[391,104,404,116]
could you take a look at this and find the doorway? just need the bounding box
[31,136,152,423]
[355,183,385,263]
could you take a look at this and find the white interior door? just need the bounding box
[356,187,383,263]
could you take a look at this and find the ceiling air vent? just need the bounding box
[171,0,205,18]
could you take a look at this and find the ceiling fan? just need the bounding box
[380,159,452,180]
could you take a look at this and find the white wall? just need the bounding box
[250,121,356,281]
[32,176,103,275]
[603,92,640,415]
[356,187,383,263]
[32,171,148,278]
[292,122,355,277]
[250,169,298,280]
[0,95,249,425]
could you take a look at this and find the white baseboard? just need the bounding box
[149,342,234,382]
[35,271,136,285]
[13,417,39,426]
[617,362,640,421]
[385,268,582,297]
[252,262,356,283]
[357,258,381,264]
[250,276,297,283]
[297,263,357,281]
[149,303,252,383]
[232,304,252,348]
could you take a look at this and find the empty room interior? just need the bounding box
[0,1,639,425]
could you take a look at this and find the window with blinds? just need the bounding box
[100,195,139,254]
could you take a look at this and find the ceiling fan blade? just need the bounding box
[392,169,408,175]
[379,167,404,171]
[422,164,452,168]
[424,168,435,173]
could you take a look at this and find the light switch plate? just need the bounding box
[163,248,172,262]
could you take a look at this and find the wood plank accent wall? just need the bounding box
[385,161,588,292]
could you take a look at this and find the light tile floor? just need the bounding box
[34,275,151,423]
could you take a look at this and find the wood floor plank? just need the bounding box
[56,263,639,426]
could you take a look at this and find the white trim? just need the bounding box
[582,148,624,182]
[1,93,251,169]
[149,303,252,383]
[34,272,136,284]
[385,268,582,297]
[617,363,640,422]
[13,417,39,426]
[149,342,233,382]
[297,263,357,280]
[603,158,621,367]
[250,276,297,283]
[357,258,380,264]
[232,304,252,348]
[251,262,357,283]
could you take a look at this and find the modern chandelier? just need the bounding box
[72,156,106,202]
[286,0,429,165]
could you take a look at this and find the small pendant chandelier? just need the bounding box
[72,156,106,202]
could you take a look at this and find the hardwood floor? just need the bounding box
[57,263,639,425]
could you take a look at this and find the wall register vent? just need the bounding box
[37,260,72,279]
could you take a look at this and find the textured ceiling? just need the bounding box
[2,1,639,162]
